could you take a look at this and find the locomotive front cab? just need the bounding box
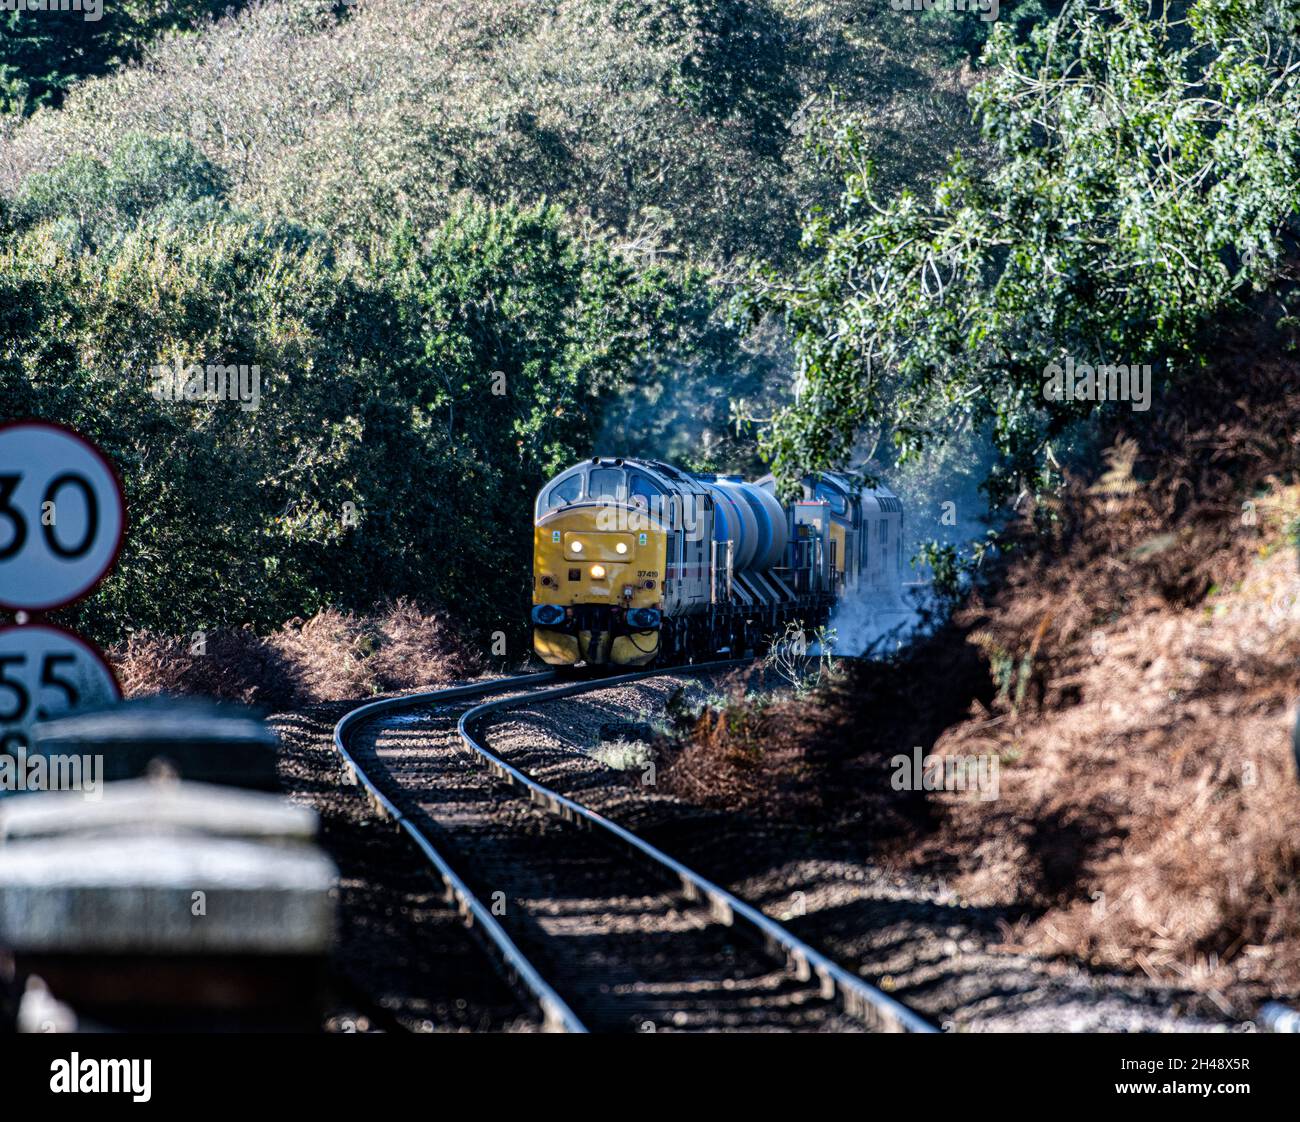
[531,460,673,667]
[812,473,860,591]
[807,471,905,596]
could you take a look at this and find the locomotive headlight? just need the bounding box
[590,564,607,579]
[531,604,566,626]
[571,540,584,553]
[627,607,662,630]
[615,541,628,554]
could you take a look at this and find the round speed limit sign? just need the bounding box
[0,624,122,750]
[0,421,125,612]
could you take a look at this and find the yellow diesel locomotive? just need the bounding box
[530,457,904,668]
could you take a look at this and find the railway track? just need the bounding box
[333,666,935,1034]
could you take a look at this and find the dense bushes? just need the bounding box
[0,3,1025,623]
[11,133,230,248]
[15,1,1292,654]
[0,0,986,267]
[0,0,252,116]
[1,135,704,648]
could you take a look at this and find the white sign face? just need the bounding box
[0,624,121,751]
[0,422,125,612]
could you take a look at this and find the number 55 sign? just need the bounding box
[0,624,121,748]
[0,421,125,612]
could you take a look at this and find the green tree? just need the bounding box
[13,133,229,248]
[741,0,1300,500]
[0,1,254,117]
[1,186,698,646]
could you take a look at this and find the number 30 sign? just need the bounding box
[0,422,125,749]
[0,421,126,613]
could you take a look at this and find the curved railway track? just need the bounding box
[333,665,935,1034]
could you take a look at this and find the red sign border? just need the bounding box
[0,419,128,614]
[0,620,124,735]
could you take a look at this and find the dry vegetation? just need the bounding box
[111,600,484,709]
[922,349,1300,1009]
[659,339,1300,1010]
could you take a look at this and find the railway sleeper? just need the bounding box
[707,894,734,926]
[512,716,903,1028]
[788,947,812,982]
[338,678,934,1035]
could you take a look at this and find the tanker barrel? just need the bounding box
[704,483,757,571]
[731,482,787,570]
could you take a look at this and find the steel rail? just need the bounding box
[1259,1002,1300,1033]
[332,671,588,1033]
[457,661,938,1034]
[336,660,937,1033]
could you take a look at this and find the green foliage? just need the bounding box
[3,0,1296,704]
[0,3,1010,522]
[0,1,248,117]
[915,0,1063,64]
[0,0,987,270]
[742,0,1300,501]
[2,155,695,645]
[762,619,840,697]
[13,132,229,248]
[622,0,805,154]
[915,530,1000,596]
[915,541,963,601]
